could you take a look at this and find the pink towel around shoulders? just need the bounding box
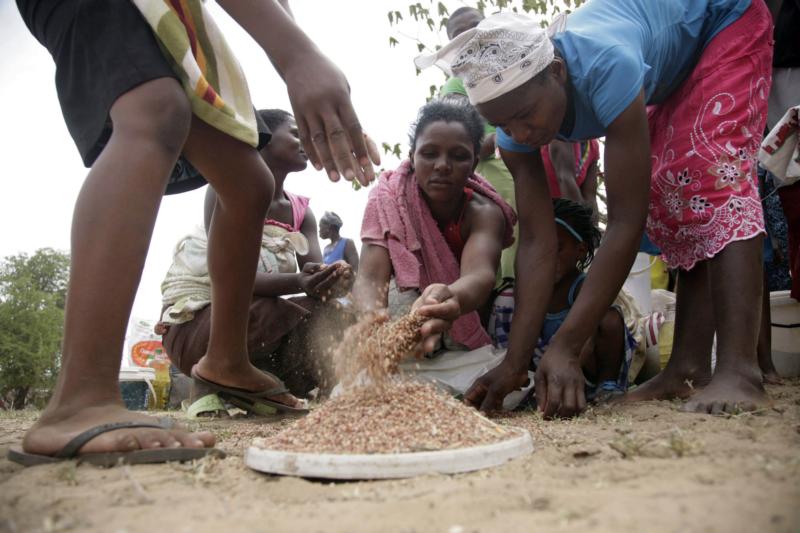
[361,160,517,349]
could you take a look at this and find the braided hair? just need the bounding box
[553,198,602,270]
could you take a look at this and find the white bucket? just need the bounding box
[623,252,655,315]
[770,291,800,378]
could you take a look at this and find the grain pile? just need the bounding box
[256,311,516,455]
[258,380,513,454]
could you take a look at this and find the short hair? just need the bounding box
[446,7,483,38]
[553,198,602,270]
[409,101,485,157]
[320,211,343,229]
[257,109,293,132]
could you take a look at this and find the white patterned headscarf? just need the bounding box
[415,12,566,105]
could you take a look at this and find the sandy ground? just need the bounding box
[1,380,799,533]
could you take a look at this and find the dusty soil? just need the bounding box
[1,381,799,533]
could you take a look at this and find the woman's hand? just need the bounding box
[297,263,338,298]
[464,360,530,414]
[533,344,587,419]
[411,283,461,353]
[327,260,355,298]
[283,55,379,186]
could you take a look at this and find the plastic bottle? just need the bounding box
[148,355,171,411]
[658,301,676,369]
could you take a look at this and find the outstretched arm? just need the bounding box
[216,0,376,185]
[351,243,392,313]
[413,202,505,352]
[535,90,650,418]
[464,146,557,412]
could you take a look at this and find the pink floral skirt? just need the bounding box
[646,0,773,270]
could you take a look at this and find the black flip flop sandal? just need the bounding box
[7,421,224,468]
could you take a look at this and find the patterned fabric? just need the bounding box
[415,12,566,105]
[759,105,800,187]
[160,224,308,325]
[488,284,515,348]
[759,167,793,292]
[645,1,771,270]
[132,0,259,147]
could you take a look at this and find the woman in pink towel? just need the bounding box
[353,101,517,353]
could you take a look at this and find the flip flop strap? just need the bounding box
[55,422,166,458]
[257,387,290,397]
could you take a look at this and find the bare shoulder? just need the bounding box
[466,192,505,233]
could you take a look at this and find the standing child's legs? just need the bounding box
[624,260,715,402]
[181,118,300,407]
[23,79,215,456]
[683,237,767,413]
[758,271,783,384]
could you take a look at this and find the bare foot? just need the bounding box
[681,370,769,415]
[194,356,301,408]
[23,402,214,457]
[623,364,711,403]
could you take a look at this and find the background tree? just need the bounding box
[0,248,69,409]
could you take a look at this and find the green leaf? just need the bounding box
[389,36,399,47]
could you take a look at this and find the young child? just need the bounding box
[11,0,375,466]
[532,199,635,403]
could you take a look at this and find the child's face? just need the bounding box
[261,118,308,173]
[412,120,478,204]
[555,224,587,282]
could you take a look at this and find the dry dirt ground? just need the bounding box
[1,380,799,533]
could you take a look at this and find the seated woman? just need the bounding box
[157,109,352,414]
[319,211,360,272]
[351,101,517,396]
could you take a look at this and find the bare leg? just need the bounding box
[23,79,214,456]
[591,308,626,384]
[683,237,768,413]
[757,271,782,384]
[624,261,714,402]
[181,118,299,407]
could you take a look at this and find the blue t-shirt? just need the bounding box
[497,0,751,152]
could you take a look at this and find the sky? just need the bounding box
[0,0,453,324]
